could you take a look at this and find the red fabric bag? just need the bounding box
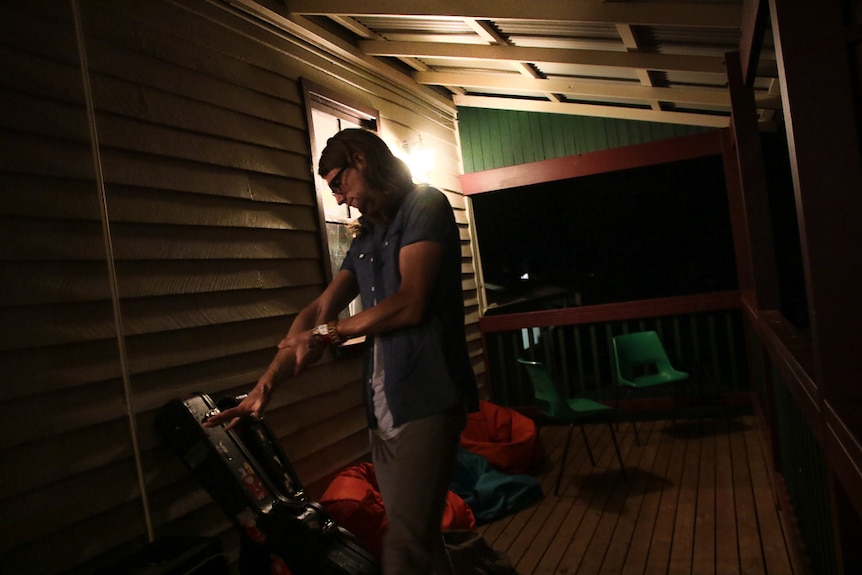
[460,400,542,474]
[320,462,475,560]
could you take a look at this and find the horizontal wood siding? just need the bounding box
[0,0,472,573]
[0,1,140,571]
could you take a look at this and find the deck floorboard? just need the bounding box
[476,416,803,575]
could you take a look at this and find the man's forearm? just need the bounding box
[259,345,297,388]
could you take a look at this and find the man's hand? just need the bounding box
[202,384,270,430]
[279,330,325,376]
[202,346,298,430]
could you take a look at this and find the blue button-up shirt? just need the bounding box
[341,185,479,428]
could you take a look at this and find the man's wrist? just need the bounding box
[310,320,344,346]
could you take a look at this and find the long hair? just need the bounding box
[318,129,414,223]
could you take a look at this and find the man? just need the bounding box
[208,128,479,574]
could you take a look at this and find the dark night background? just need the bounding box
[472,154,739,310]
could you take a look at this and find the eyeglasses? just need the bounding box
[328,165,348,195]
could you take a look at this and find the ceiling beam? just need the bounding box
[359,41,728,74]
[226,0,456,115]
[464,19,562,103]
[616,23,662,110]
[284,1,741,28]
[415,71,781,109]
[420,71,716,103]
[328,15,430,73]
[453,95,730,128]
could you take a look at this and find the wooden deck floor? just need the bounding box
[476,416,806,575]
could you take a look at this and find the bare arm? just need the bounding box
[331,239,442,340]
[206,240,440,429]
[280,269,360,370]
[204,270,359,428]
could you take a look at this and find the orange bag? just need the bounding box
[460,401,542,474]
[320,462,476,560]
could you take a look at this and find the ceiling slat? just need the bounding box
[285,1,741,28]
[418,71,722,105]
[275,0,776,128]
[360,41,728,74]
[416,71,781,109]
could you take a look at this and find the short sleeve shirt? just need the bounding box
[340,185,479,427]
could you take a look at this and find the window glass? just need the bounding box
[303,82,380,319]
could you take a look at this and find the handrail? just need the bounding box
[478,290,748,408]
[480,290,741,332]
[744,304,820,436]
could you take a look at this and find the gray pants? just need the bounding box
[371,408,465,575]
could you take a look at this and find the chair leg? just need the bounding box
[617,385,641,445]
[531,422,544,470]
[623,385,642,446]
[606,420,628,481]
[556,423,574,496]
[580,424,596,466]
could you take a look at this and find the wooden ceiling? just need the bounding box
[230,0,778,129]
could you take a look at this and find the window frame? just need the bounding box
[301,79,380,323]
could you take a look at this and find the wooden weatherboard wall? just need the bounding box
[0,0,474,573]
[457,107,715,174]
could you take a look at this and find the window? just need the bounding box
[302,81,380,319]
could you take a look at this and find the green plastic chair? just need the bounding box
[612,330,689,444]
[518,358,627,496]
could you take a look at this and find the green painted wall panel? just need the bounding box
[458,107,714,173]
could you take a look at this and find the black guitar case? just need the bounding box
[154,392,379,575]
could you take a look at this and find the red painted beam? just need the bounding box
[460,130,724,195]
